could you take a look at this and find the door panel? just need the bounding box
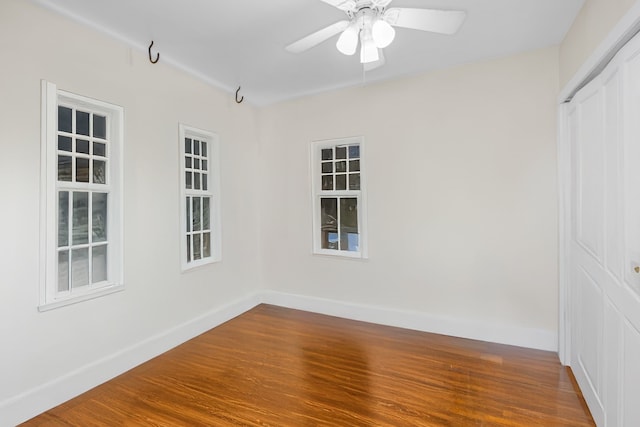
[603,297,620,427]
[577,267,602,395]
[624,49,640,295]
[566,29,640,427]
[575,84,604,262]
[622,321,640,426]
[572,268,604,418]
[570,76,606,424]
[603,70,623,282]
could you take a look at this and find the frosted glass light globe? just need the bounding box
[371,19,395,48]
[336,24,360,56]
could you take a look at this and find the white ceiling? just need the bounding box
[33,0,585,106]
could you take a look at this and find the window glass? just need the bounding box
[76,158,90,182]
[77,139,90,154]
[58,136,72,152]
[93,142,106,157]
[58,155,72,182]
[76,110,90,136]
[93,160,106,184]
[92,245,108,283]
[92,193,108,242]
[340,198,358,251]
[58,106,72,133]
[321,198,338,250]
[71,248,89,288]
[58,250,69,292]
[72,192,89,245]
[58,191,69,247]
[93,115,106,139]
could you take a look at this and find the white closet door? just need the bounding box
[566,29,640,427]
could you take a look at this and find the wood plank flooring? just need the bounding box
[23,304,594,426]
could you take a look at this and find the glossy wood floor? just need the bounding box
[23,304,594,426]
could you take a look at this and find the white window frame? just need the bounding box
[179,124,221,271]
[311,136,368,259]
[39,81,124,311]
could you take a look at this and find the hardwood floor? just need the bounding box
[23,304,594,426]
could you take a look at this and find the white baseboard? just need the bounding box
[0,292,261,427]
[260,290,558,352]
[2,290,557,426]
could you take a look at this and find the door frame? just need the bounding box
[558,2,640,365]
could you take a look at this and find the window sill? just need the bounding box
[38,284,125,312]
[181,257,221,273]
[313,249,367,259]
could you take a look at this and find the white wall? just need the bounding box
[559,0,636,87]
[258,47,560,344]
[0,0,261,422]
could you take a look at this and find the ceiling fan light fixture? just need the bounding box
[336,23,359,55]
[359,30,379,64]
[371,18,395,48]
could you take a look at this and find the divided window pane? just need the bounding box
[58,191,69,247]
[314,141,364,257]
[93,142,106,157]
[182,129,217,267]
[58,155,72,181]
[93,115,106,139]
[92,192,108,242]
[71,248,89,288]
[92,245,107,283]
[57,250,70,292]
[321,197,338,250]
[77,139,89,154]
[340,198,358,252]
[203,233,211,258]
[319,144,361,193]
[72,192,89,245]
[58,106,72,133]
[76,158,90,182]
[93,160,106,184]
[46,82,122,306]
[57,107,109,186]
[203,197,210,230]
[56,103,113,291]
[58,136,72,152]
[76,111,90,136]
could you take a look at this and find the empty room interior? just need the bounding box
[2,0,640,425]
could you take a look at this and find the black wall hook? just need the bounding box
[148,41,159,64]
[235,86,244,104]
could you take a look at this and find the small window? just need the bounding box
[311,137,367,258]
[179,124,221,270]
[40,81,124,310]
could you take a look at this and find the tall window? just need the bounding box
[179,124,221,270]
[311,137,367,258]
[40,81,124,310]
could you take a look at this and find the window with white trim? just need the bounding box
[40,81,124,310]
[311,137,367,258]
[179,124,221,270]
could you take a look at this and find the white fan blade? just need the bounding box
[384,8,466,35]
[319,0,357,12]
[371,0,393,8]
[364,49,385,71]
[286,20,350,54]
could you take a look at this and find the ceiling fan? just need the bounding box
[286,0,466,69]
